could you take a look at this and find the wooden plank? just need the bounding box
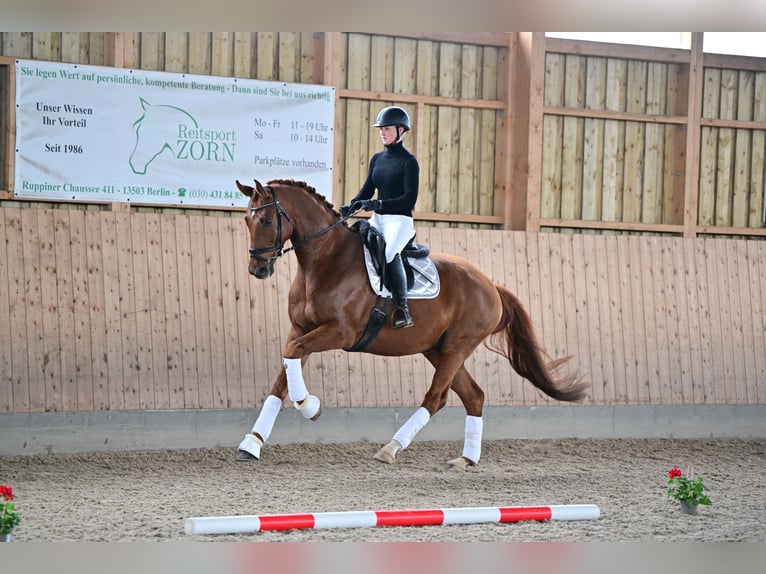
[615,235,638,404]
[467,229,489,401]
[217,218,242,408]
[681,238,704,404]
[638,237,660,403]
[725,240,748,403]
[732,72,754,227]
[483,228,506,404]
[130,214,154,409]
[651,236,673,405]
[734,240,757,404]
[590,235,615,404]
[582,57,606,221]
[68,210,94,411]
[568,234,594,404]
[5,209,30,411]
[695,238,725,404]
[0,209,13,411]
[100,212,125,410]
[37,209,62,412]
[560,55,586,220]
[602,59,627,221]
[703,238,727,402]
[712,239,735,400]
[84,211,109,410]
[604,234,626,403]
[627,236,651,404]
[277,32,298,82]
[298,32,316,84]
[20,210,45,411]
[202,217,227,408]
[211,32,234,77]
[540,53,564,219]
[115,212,140,410]
[415,40,437,214]
[188,32,211,75]
[458,45,479,219]
[160,215,184,409]
[715,69,738,226]
[436,43,462,220]
[174,215,200,409]
[479,46,498,217]
[642,62,667,224]
[557,234,582,390]
[622,60,647,223]
[138,32,163,70]
[670,237,695,404]
[579,234,604,404]
[749,241,766,403]
[233,33,254,79]
[143,214,169,409]
[164,32,189,73]
[749,73,766,227]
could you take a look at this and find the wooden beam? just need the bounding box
[504,32,531,231]
[104,33,134,69]
[683,33,704,238]
[525,32,546,232]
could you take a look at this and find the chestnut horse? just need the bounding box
[235,178,587,470]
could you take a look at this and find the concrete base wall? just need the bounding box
[1,405,764,456]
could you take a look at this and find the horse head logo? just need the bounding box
[129,98,199,175]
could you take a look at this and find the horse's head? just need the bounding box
[237,179,295,279]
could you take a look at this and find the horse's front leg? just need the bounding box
[237,322,353,462]
[236,362,292,461]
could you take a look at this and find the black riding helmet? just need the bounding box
[373,106,411,131]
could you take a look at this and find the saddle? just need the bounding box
[351,220,430,292]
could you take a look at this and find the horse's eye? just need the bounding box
[264,218,273,226]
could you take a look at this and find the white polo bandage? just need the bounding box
[461,415,483,464]
[250,394,283,441]
[284,358,307,403]
[392,406,431,450]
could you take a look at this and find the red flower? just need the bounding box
[0,484,13,502]
[668,467,683,480]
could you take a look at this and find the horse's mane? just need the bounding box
[267,178,345,223]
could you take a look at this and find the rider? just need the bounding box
[340,106,420,329]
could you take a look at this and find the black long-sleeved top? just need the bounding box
[352,142,419,216]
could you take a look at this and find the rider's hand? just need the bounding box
[359,199,382,212]
[339,202,359,218]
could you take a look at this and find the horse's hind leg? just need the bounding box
[373,349,469,465]
[445,364,485,471]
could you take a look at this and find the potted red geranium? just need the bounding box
[0,484,21,541]
[667,467,712,515]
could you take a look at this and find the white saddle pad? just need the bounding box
[362,247,440,300]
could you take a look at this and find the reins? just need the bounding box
[248,185,354,263]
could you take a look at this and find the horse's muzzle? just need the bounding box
[249,261,274,279]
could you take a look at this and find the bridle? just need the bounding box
[246,185,352,265]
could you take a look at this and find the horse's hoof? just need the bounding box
[236,449,258,462]
[446,456,475,472]
[373,440,401,464]
[310,406,321,421]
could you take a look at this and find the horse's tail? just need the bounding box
[487,284,588,402]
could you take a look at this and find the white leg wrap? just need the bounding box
[295,394,321,419]
[284,358,307,403]
[392,406,431,450]
[250,395,283,442]
[461,415,483,464]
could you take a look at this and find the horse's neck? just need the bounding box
[289,213,359,271]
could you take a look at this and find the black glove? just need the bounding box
[360,199,382,212]
[339,201,361,218]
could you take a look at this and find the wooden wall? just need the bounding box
[0,33,765,415]
[1,206,764,414]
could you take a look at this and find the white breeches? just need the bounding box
[369,213,415,263]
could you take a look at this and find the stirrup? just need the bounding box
[391,306,414,329]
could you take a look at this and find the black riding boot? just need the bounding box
[387,253,414,329]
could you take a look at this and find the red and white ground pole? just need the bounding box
[185,504,600,535]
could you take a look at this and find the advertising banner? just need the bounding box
[14,59,335,207]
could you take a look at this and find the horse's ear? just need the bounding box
[236,179,253,198]
[253,179,269,199]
